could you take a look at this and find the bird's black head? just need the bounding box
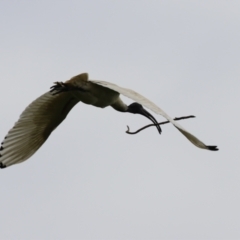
[127,102,162,134]
[127,102,144,114]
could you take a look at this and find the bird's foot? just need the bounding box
[50,82,69,95]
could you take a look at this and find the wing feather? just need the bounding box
[0,91,80,168]
[91,80,218,151]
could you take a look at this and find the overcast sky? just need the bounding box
[0,1,239,239]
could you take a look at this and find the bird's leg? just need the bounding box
[50,82,88,95]
[50,82,70,95]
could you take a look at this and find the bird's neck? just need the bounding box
[111,97,128,112]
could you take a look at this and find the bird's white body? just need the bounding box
[69,74,121,108]
[0,73,218,168]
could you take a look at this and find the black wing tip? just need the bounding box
[207,145,219,151]
[0,162,6,169]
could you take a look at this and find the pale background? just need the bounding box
[0,1,239,239]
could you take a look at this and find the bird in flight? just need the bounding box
[0,73,218,168]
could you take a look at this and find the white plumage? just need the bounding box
[0,73,218,168]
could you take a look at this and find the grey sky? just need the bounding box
[0,1,239,239]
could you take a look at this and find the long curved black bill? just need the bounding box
[140,108,162,134]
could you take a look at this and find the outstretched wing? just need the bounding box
[0,91,80,168]
[91,80,218,151]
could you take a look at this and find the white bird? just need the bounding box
[0,73,218,168]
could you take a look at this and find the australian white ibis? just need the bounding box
[0,73,218,168]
